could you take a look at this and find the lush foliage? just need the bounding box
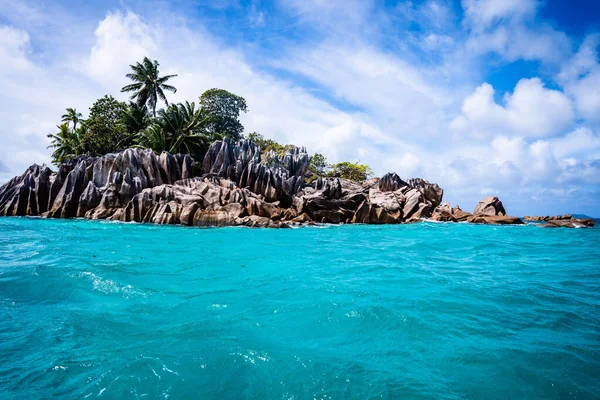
[328,161,374,181]
[121,57,177,117]
[247,132,294,157]
[121,102,151,135]
[46,58,372,182]
[309,153,328,176]
[47,124,83,165]
[138,102,207,157]
[48,58,251,165]
[78,96,134,156]
[200,89,248,141]
[61,108,82,133]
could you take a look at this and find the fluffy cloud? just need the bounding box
[86,12,157,88]
[462,0,538,28]
[451,78,574,138]
[558,35,600,124]
[463,0,571,64]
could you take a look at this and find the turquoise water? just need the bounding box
[1,218,599,399]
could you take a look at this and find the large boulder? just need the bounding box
[473,196,506,216]
[429,203,472,222]
[378,173,408,192]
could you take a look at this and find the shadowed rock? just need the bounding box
[202,138,310,206]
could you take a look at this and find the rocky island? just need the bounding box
[2,138,591,228]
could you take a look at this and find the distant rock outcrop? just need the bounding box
[429,202,473,222]
[473,196,506,216]
[466,196,523,225]
[545,218,595,228]
[523,215,572,222]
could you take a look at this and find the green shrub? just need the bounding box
[328,161,373,181]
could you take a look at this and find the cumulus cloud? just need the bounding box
[451,78,574,138]
[85,12,157,88]
[558,35,600,124]
[463,0,571,64]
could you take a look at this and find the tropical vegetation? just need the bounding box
[47,57,372,181]
[121,57,177,118]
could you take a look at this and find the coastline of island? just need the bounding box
[0,138,594,229]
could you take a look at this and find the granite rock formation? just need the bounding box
[465,196,524,225]
[429,202,472,222]
[0,140,451,227]
[545,218,595,228]
[3,140,577,228]
[523,215,572,222]
[473,196,507,216]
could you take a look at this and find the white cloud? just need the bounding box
[463,0,571,64]
[551,127,600,159]
[85,12,157,88]
[462,0,538,29]
[451,78,574,138]
[558,35,600,124]
[0,26,33,72]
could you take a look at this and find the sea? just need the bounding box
[0,217,599,399]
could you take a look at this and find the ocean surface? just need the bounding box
[1,217,599,399]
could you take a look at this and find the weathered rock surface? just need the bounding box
[467,196,524,225]
[429,202,473,222]
[545,218,595,228]
[0,141,550,228]
[202,138,309,206]
[524,214,572,222]
[473,196,507,216]
[467,215,525,225]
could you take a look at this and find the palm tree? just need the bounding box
[121,57,177,118]
[122,102,150,134]
[47,123,81,165]
[137,102,207,156]
[61,108,82,133]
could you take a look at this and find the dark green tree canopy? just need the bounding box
[80,96,134,156]
[137,101,206,158]
[309,153,328,177]
[200,88,248,141]
[122,102,151,135]
[121,57,177,118]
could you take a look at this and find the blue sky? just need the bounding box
[0,0,599,216]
